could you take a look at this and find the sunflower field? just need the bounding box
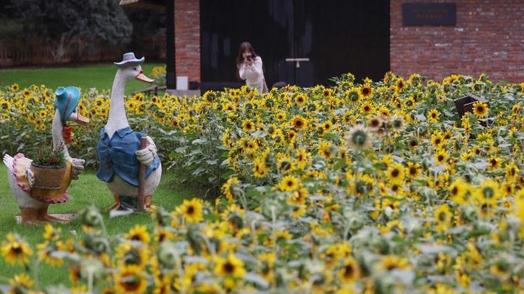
[1,72,524,293]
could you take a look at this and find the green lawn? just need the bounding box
[0,63,163,94]
[0,165,199,288]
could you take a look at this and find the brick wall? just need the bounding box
[175,0,200,82]
[390,0,524,82]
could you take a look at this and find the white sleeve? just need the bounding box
[252,57,263,76]
[239,64,247,80]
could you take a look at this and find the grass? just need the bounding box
[0,165,201,287]
[0,63,164,94]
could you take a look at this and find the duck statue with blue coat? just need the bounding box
[96,52,162,215]
[3,87,89,223]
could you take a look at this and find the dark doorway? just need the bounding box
[201,0,390,91]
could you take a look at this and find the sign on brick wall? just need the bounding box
[402,3,456,26]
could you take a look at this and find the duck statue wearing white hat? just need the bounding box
[3,87,89,223]
[96,52,162,215]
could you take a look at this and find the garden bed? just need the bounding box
[1,72,523,293]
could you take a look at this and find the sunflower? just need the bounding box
[434,149,449,166]
[291,115,308,130]
[474,179,501,205]
[359,84,373,99]
[0,100,10,112]
[10,83,20,92]
[346,88,360,102]
[472,101,489,118]
[427,109,440,123]
[390,116,404,131]
[1,233,33,265]
[290,205,306,218]
[338,257,361,284]
[242,119,255,132]
[505,162,520,180]
[434,204,453,232]
[116,242,149,268]
[223,102,236,113]
[367,116,382,131]
[43,224,61,241]
[288,187,308,206]
[380,255,410,271]
[430,132,445,148]
[115,265,148,294]
[37,241,64,267]
[406,162,421,179]
[177,198,204,223]
[449,178,471,205]
[295,148,310,170]
[222,177,240,202]
[359,101,375,116]
[126,225,151,244]
[403,96,416,109]
[8,273,33,293]
[346,125,372,150]
[294,93,308,105]
[488,156,501,170]
[321,121,333,133]
[320,244,342,269]
[253,157,269,178]
[244,138,259,154]
[318,141,335,159]
[386,163,405,184]
[276,111,287,122]
[277,175,300,192]
[214,254,246,278]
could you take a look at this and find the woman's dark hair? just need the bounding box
[236,41,257,67]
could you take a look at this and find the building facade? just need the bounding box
[161,0,524,90]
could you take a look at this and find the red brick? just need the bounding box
[391,0,524,82]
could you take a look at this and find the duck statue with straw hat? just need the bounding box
[3,87,90,223]
[96,52,162,216]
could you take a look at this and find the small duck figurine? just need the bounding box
[96,52,162,214]
[3,87,89,223]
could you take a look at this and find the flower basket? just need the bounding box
[30,162,67,190]
[28,145,70,203]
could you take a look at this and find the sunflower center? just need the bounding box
[11,245,22,254]
[344,264,354,278]
[482,187,494,199]
[351,130,368,146]
[224,262,235,274]
[187,205,195,214]
[122,275,142,291]
[391,169,400,178]
[391,184,399,192]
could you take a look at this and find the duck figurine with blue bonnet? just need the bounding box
[3,87,89,223]
[96,52,162,215]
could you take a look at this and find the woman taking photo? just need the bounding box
[237,42,267,94]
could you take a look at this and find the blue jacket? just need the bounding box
[96,127,160,187]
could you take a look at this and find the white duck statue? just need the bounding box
[3,87,89,223]
[96,52,162,214]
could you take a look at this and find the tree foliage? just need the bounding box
[6,0,132,46]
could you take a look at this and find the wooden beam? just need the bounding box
[119,0,165,11]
